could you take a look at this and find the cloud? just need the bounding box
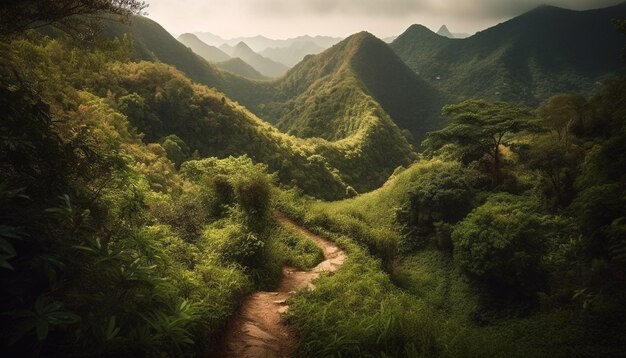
[250,0,623,19]
[251,0,428,17]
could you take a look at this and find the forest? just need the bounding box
[0,1,625,357]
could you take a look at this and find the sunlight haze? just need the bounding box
[145,0,624,38]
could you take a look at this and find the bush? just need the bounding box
[203,221,265,268]
[452,194,548,298]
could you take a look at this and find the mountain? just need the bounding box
[216,57,268,80]
[260,41,325,67]
[383,36,398,43]
[391,3,626,105]
[192,31,226,46]
[177,33,231,62]
[436,25,454,38]
[195,32,343,52]
[222,42,289,77]
[245,32,446,146]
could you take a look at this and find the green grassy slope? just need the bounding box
[391,3,626,105]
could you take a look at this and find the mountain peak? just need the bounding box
[178,33,199,41]
[346,31,377,42]
[234,41,252,50]
[437,25,454,38]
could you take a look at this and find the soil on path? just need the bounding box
[215,215,346,358]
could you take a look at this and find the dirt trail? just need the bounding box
[216,215,346,358]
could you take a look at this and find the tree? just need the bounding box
[395,161,475,250]
[424,99,538,186]
[536,94,587,151]
[0,0,147,37]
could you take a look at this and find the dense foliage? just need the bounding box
[277,67,626,355]
[0,34,323,355]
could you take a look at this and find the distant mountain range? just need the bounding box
[176,33,286,78]
[260,41,325,67]
[220,42,289,78]
[192,32,341,69]
[391,3,626,105]
[194,32,343,52]
[177,33,230,62]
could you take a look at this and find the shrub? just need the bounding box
[203,222,265,268]
[452,194,548,298]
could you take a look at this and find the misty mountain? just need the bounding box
[177,33,231,62]
[222,42,289,77]
[391,3,626,105]
[216,57,268,80]
[436,25,454,38]
[195,32,342,52]
[260,41,325,67]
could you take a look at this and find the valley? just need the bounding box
[1,1,625,357]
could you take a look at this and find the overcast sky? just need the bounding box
[145,0,623,39]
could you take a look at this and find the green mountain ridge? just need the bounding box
[391,3,626,105]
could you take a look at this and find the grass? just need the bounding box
[276,159,626,357]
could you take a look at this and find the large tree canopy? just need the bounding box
[0,0,147,36]
[424,99,539,186]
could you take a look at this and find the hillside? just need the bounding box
[222,42,289,77]
[260,41,325,67]
[177,33,231,62]
[391,3,626,105]
[216,57,268,80]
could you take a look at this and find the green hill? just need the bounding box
[177,33,231,62]
[391,3,626,105]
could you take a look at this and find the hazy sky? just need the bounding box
[145,0,623,39]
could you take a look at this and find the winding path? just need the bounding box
[216,215,346,358]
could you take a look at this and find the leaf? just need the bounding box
[36,320,49,341]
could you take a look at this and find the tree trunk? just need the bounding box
[491,146,500,187]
